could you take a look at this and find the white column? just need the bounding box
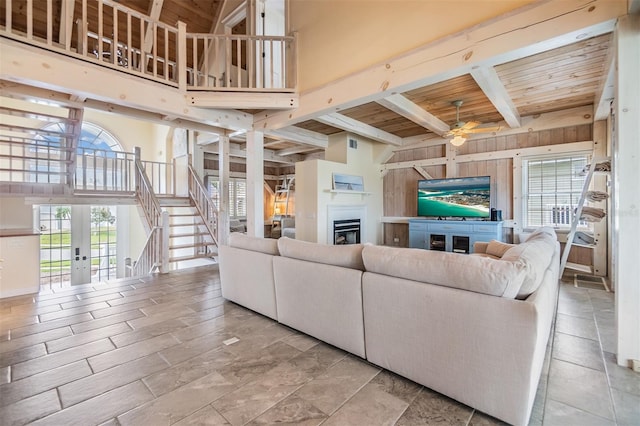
[246,131,265,237]
[614,14,640,368]
[189,130,205,177]
[592,121,608,276]
[218,135,230,246]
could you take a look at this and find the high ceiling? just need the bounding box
[0,0,617,163]
[263,32,613,156]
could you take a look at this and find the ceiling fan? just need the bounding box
[445,100,501,146]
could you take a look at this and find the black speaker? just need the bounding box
[491,208,502,221]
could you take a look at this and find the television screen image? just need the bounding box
[417,176,491,218]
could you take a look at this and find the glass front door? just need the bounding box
[39,205,118,287]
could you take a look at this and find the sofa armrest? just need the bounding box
[474,241,489,253]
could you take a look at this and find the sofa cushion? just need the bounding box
[228,232,279,255]
[362,245,526,298]
[523,226,557,242]
[472,252,501,260]
[501,229,557,299]
[277,237,365,270]
[486,240,515,258]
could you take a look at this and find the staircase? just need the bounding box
[126,152,219,277]
[160,197,218,266]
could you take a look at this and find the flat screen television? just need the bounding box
[417,176,491,218]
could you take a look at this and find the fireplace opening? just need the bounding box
[333,219,361,245]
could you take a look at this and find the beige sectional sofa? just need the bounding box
[218,233,280,320]
[219,227,560,425]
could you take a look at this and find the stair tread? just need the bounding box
[169,222,204,227]
[170,242,217,250]
[170,231,211,238]
[170,253,217,263]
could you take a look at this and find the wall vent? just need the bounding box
[348,138,358,149]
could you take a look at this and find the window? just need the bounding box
[522,154,590,229]
[208,178,247,219]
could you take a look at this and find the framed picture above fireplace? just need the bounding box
[332,173,364,191]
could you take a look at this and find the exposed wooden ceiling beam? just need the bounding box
[0,80,85,108]
[254,0,621,130]
[58,0,75,49]
[594,38,616,120]
[376,94,450,136]
[0,39,253,132]
[470,66,521,128]
[316,113,403,146]
[189,92,298,110]
[396,105,594,151]
[276,145,321,156]
[263,140,284,148]
[143,0,164,53]
[202,142,304,164]
[265,126,328,148]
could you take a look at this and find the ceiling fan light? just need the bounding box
[450,135,466,146]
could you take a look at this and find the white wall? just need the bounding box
[0,198,34,230]
[289,0,535,91]
[295,133,384,244]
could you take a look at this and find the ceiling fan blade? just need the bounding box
[460,121,480,130]
[465,126,502,134]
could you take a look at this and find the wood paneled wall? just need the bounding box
[383,124,592,247]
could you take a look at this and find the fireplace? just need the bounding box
[333,219,361,245]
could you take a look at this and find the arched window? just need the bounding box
[31,122,123,184]
[77,122,122,152]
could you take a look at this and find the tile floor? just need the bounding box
[0,265,638,425]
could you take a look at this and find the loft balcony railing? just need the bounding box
[0,0,297,92]
[0,136,174,198]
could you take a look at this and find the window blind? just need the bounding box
[523,155,589,229]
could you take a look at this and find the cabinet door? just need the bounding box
[409,230,427,249]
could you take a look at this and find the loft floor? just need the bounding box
[0,266,637,425]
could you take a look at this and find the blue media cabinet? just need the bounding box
[408,219,503,254]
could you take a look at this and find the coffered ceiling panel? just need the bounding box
[339,102,426,138]
[402,75,503,126]
[496,33,612,116]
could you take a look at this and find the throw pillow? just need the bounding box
[486,240,515,258]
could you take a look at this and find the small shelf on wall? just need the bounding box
[324,189,372,196]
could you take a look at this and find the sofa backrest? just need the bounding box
[228,232,280,255]
[362,245,527,298]
[277,237,365,270]
[501,227,558,299]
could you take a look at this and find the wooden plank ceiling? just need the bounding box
[288,33,612,156]
[0,1,613,160]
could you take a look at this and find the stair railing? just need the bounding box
[134,148,169,273]
[140,159,175,196]
[127,225,162,277]
[187,165,218,247]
